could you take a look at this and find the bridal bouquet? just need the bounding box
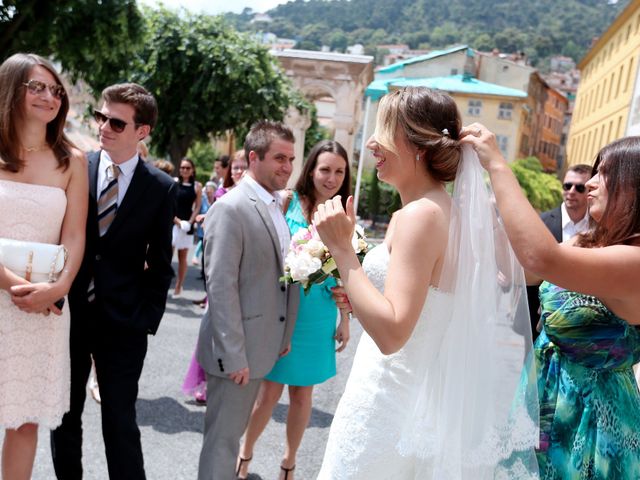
[281,224,369,294]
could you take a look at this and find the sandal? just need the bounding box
[235,455,252,480]
[280,463,295,480]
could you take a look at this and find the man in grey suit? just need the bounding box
[196,120,299,480]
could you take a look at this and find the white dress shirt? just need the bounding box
[243,175,290,261]
[561,202,589,242]
[97,151,139,205]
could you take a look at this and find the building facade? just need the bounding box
[539,87,569,171]
[367,46,566,168]
[567,0,640,165]
[364,75,527,164]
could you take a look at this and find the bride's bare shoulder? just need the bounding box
[385,199,447,249]
[399,197,448,228]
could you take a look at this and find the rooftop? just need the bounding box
[365,74,528,100]
[376,45,470,74]
[273,49,374,64]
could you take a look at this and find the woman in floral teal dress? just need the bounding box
[462,128,640,479]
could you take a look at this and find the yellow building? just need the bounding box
[567,0,640,166]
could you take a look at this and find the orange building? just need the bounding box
[538,87,569,171]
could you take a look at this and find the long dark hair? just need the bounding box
[295,140,351,221]
[578,136,640,248]
[0,53,74,172]
[178,157,196,184]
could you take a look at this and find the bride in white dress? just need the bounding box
[314,87,539,479]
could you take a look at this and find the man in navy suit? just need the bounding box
[527,164,592,339]
[51,83,175,480]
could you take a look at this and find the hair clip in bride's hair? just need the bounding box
[442,128,450,137]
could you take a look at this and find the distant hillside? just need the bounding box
[226,0,629,67]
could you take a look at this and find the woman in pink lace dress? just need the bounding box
[0,53,87,479]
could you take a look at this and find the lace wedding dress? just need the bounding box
[317,243,453,479]
[0,179,70,429]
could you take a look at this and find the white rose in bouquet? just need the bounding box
[304,239,326,259]
[285,250,322,284]
[282,223,370,294]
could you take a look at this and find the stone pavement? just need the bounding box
[12,256,361,479]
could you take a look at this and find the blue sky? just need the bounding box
[139,0,289,15]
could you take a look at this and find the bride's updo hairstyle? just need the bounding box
[374,86,462,182]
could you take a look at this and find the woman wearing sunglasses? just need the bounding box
[463,124,640,479]
[0,53,87,479]
[172,157,202,297]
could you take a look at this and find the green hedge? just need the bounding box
[509,157,563,212]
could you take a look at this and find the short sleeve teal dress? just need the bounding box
[265,192,339,386]
[534,281,640,479]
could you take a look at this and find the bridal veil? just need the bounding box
[397,145,540,479]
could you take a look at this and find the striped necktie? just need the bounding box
[97,164,120,237]
[87,164,120,302]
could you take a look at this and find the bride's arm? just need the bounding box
[314,196,447,355]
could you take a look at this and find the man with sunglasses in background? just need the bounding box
[526,163,592,340]
[51,83,175,480]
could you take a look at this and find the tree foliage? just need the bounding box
[226,0,629,66]
[357,169,401,221]
[303,104,331,156]
[186,140,219,183]
[132,8,294,163]
[0,0,144,92]
[510,157,563,212]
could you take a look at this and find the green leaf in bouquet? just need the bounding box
[321,257,338,275]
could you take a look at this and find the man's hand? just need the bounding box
[228,367,250,386]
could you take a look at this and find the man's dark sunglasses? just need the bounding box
[93,110,133,133]
[562,182,586,193]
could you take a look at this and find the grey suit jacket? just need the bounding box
[196,179,299,379]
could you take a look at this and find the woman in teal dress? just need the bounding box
[463,128,640,479]
[237,140,352,480]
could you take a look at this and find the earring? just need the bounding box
[416,154,420,162]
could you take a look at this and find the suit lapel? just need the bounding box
[551,206,563,242]
[88,151,100,202]
[240,181,284,270]
[103,158,150,238]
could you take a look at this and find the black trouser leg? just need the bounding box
[94,325,148,480]
[50,320,93,480]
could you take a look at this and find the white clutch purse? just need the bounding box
[0,238,67,283]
